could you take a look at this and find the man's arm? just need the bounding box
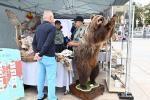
[67,41,80,47]
[39,26,56,57]
[32,34,38,53]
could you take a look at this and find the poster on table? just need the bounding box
[0,48,24,100]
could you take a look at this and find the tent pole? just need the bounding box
[118,0,134,99]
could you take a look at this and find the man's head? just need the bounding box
[43,10,54,23]
[55,20,62,29]
[73,16,84,28]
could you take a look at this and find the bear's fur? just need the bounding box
[74,15,116,89]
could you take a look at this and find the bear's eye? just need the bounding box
[98,17,104,23]
[100,18,104,22]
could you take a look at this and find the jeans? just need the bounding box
[37,56,57,100]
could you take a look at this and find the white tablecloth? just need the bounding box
[22,61,73,91]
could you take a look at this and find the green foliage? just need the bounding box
[134,3,150,27]
[144,4,150,25]
[134,4,144,27]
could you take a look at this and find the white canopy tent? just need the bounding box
[0,0,129,18]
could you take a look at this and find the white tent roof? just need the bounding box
[0,0,129,18]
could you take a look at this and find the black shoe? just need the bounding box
[37,94,47,100]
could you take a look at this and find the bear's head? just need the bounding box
[86,15,116,44]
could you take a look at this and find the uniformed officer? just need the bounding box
[67,16,85,47]
[67,16,86,84]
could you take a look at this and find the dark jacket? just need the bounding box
[32,21,56,57]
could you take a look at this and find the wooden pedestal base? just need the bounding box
[70,84,105,100]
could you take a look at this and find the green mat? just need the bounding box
[76,82,99,92]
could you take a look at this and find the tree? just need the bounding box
[144,3,150,25]
[134,4,144,28]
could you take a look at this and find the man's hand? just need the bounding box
[67,41,80,47]
[67,41,74,46]
[33,53,42,61]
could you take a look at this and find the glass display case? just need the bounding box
[106,38,128,92]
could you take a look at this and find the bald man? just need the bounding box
[32,10,57,100]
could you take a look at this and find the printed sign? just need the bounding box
[0,48,24,100]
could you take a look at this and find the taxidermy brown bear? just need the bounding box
[74,15,116,90]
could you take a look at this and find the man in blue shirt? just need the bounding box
[32,10,57,100]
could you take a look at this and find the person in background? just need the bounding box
[70,22,76,40]
[65,22,76,51]
[32,10,57,100]
[54,20,64,53]
[143,24,149,38]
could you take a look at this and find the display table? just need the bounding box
[22,61,73,91]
